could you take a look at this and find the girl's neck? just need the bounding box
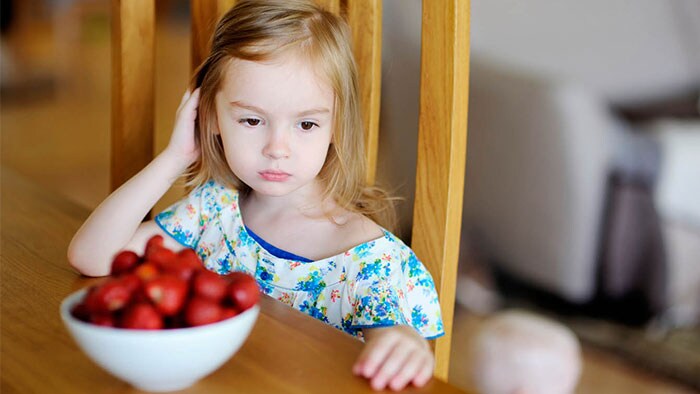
[243,181,331,218]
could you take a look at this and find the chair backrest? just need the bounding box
[111,0,469,380]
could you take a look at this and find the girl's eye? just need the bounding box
[240,118,261,126]
[299,121,318,131]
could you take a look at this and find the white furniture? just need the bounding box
[462,59,700,325]
[462,59,613,303]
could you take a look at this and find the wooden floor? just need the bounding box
[1,3,696,394]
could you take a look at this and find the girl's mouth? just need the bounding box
[259,170,290,182]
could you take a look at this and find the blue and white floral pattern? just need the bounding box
[155,180,444,339]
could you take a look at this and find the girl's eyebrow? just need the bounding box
[297,107,331,117]
[229,101,330,117]
[229,101,267,114]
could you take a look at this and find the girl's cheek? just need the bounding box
[309,153,329,177]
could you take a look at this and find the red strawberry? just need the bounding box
[165,314,187,329]
[145,275,188,316]
[177,248,202,269]
[84,279,132,313]
[192,270,228,302]
[166,261,195,282]
[130,287,149,304]
[220,307,239,321]
[110,250,140,275]
[148,248,178,269]
[226,272,260,311]
[144,235,165,260]
[121,303,163,329]
[165,248,204,281]
[71,302,91,322]
[90,312,116,327]
[134,262,159,282]
[82,286,100,312]
[120,273,142,293]
[146,234,164,248]
[185,297,223,327]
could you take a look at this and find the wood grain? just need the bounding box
[411,0,471,381]
[111,0,155,191]
[0,167,469,393]
[191,0,236,72]
[314,0,340,15]
[346,0,382,185]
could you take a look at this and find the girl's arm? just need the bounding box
[68,89,201,277]
[353,325,434,391]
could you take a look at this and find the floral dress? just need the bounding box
[155,180,444,340]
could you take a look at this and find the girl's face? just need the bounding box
[214,53,335,199]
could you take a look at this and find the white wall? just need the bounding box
[377,0,423,237]
[470,0,700,105]
[378,0,700,238]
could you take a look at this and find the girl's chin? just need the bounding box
[239,174,323,199]
[247,183,300,197]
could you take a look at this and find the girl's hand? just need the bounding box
[165,89,201,168]
[68,90,202,277]
[353,325,434,391]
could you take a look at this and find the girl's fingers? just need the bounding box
[177,89,201,124]
[369,344,415,390]
[187,89,201,117]
[185,88,200,110]
[411,357,434,387]
[353,333,401,378]
[177,90,191,112]
[177,88,200,115]
[388,351,426,391]
[190,87,200,101]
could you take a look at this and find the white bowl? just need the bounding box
[60,288,259,392]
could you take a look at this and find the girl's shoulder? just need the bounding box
[334,213,415,262]
[192,179,237,195]
[328,211,384,253]
[188,179,240,206]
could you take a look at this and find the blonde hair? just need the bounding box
[187,0,397,231]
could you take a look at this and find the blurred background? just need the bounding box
[1,0,698,393]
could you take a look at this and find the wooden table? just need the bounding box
[0,168,468,394]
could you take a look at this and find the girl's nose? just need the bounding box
[262,131,290,160]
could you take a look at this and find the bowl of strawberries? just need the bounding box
[60,236,260,392]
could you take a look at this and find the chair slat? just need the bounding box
[411,0,470,380]
[111,0,155,190]
[346,0,382,185]
[314,0,340,14]
[191,0,236,71]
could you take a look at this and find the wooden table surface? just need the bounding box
[0,167,468,394]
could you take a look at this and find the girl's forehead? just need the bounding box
[219,55,334,113]
[224,55,332,92]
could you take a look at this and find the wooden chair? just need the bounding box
[111,0,469,380]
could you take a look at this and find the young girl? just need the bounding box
[68,0,443,390]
